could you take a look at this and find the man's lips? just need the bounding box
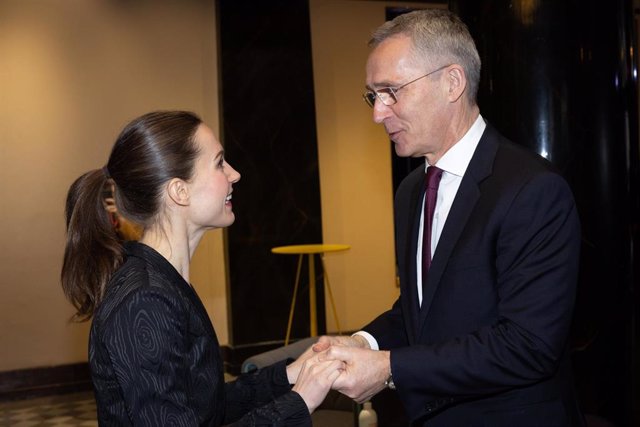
[386,129,402,141]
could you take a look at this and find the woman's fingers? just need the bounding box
[292,356,345,413]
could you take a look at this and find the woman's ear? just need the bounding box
[446,65,467,103]
[166,178,190,207]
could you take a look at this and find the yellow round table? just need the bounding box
[272,244,350,344]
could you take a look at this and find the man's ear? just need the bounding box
[446,65,467,103]
[166,178,190,207]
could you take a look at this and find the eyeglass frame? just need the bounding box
[362,64,452,108]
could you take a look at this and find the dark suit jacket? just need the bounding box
[90,242,310,426]
[365,124,584,426]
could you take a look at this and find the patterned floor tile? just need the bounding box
[0,392,96,427]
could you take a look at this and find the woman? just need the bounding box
[61,111,342,426]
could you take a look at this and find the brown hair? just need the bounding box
[369,9,481,103]
[61,110,202,321]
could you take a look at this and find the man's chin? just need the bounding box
[393,141,411,158]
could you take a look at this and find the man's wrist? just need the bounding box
[352,331,378,350]
[352,334,370,349]
[383,351,395,389]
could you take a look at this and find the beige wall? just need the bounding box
[0,0,442,373]
[309,0,439,332]
[0,0,227,371]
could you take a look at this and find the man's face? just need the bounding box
[365,35,450,161]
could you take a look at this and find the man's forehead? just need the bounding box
[366,41,422,86]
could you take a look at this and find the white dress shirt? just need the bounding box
[357,115,486,350]
[416,115,486,305]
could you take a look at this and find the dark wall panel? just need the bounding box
[451,0,640,425]
[218,0,323,346]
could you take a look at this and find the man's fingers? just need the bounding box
[313,334,364,352]
[324,345,356,362]
[327,366,342,383]
[312,336,332,352]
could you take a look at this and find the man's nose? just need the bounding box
[372,99,393,124]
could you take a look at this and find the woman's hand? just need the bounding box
[286,343,316,384]
[291,352,345,413]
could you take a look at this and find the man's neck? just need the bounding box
[425,104,480,166]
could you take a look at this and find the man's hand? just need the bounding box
[313,334,369,352]
[322,346,390,403]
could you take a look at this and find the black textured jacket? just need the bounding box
[89,242,310,426]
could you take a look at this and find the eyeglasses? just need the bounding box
[362,64,451,108]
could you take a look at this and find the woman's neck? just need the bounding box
[140,222,205,284]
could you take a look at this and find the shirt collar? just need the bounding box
[427,114,486,177]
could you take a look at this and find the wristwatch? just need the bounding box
[385,373,396,390]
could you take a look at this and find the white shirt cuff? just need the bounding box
[353,331,379,351]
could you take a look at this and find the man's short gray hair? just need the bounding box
[369,9,481,103]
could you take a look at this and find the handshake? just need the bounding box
[285,335,391,414]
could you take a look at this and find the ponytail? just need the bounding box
[61,169,123,321]
[61,110,203,320]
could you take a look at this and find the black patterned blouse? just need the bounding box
[89,242,310,426]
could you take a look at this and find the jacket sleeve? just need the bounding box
[223,359,311,426]
[363,165,421,350]
[363,297,410,349]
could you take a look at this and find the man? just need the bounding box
[316,9,584,426]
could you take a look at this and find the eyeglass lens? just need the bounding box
[363,89,394,108]
[363,92,377,107]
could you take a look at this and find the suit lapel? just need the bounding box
[404,172,424,343]
[397,166,425,344]
[417,126,500,331]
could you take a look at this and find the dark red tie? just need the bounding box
[423,166,443,280]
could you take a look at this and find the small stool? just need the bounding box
[271,244,350,345]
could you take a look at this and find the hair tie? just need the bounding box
[102,166,111,180]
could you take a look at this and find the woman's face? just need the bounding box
[186,124,240,230]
